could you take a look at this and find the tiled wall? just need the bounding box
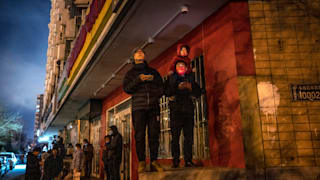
[249,0,320,167]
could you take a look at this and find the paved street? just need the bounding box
[1,164,25,180]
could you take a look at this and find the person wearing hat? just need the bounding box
[123,48,164,173]
[164,60,201,168]
[168,44,192,75]
[25,147,41,180]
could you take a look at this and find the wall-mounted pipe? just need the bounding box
[94,5,189,96]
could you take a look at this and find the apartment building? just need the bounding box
[38,0,320,179]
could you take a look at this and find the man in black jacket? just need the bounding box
[83,139,94,178]
[43,148,61,180]
[107,126,123,180]
[102,135,112,180]
[165,60,201,168]
[123,48,164,173]
[25,147,41,180]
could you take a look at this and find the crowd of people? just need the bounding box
[26,43,200,180]
[25,136,66,180]
[25,136,98,180]
[25,127,123,180]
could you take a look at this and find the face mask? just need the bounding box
[176,65,187,75]
[108,131,113,136]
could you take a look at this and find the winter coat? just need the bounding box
[25,152,41,180]
[164,71,201,116]
[72,149,84,171]
[168,43,192,74]
[43,155,61,180]
[123,62,164,112]
[57,142,66,158]
[102,142,111,166]
[109,126,123,163]
[83,143,94,161]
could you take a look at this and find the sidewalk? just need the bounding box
[140,167,246,180]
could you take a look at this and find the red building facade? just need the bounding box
[99,2,254,179]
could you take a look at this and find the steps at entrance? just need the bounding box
[139,167,246,180]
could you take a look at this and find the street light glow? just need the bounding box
[38,136,49,142]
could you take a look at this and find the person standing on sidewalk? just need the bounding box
[102,135,112,180]
[108,126,123,180]
[25,147,41,180]
[43,148,61,180]
[40,150,50,180]
[123,48,164,173]
[83,139,94,178]
[72,144,84,180]
[165,60,201,168]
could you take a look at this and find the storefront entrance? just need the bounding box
[107,99,132,180]
[90,117,101,177]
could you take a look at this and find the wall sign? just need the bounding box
[291,84,320,101]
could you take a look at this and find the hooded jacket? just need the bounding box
[123,61,164,112]
[165,60,201,116]
[169,43,192,74]
[108,126,123,162]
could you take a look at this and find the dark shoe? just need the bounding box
[185,161,195,167]
[172,159,180,168]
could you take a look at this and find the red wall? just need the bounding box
[100,1,254,179]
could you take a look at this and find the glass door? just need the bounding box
[90,118,101,177]
[108,99,131,180]
[113,108,131,180]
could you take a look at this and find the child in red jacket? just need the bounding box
[168,44,192,75]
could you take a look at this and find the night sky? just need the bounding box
[0,0,51,140]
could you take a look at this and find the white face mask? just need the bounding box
[108,131,113,136]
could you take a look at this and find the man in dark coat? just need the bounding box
[83,139,94,178]
[123,48,164,173]
[43,148,61,180]
[108,126,123,180]
[165,60,201,168]
[56,137,65,176]
[102,135,112,180]
[25,147,41,180]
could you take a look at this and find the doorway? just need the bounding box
[107,99,132,180]
[90,117,101,177]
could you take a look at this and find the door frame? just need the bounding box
[106,97,132,179]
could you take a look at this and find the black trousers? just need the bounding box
[104,163,111,180]
[109,159,121,180]
[132,109,160,162]
[85,160,92,177]
[170,112,194,162]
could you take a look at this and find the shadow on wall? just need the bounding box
[212,70,240,166]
